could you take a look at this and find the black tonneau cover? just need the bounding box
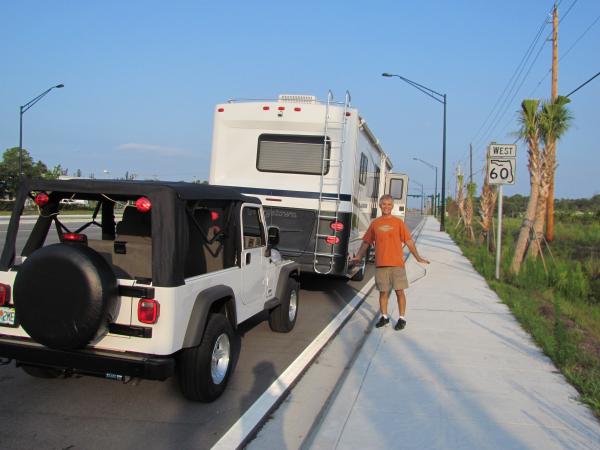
[0,178,260,287]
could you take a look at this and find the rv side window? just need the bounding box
[256,134,330,175]
[359,153,368,185]
[389,179,404,199]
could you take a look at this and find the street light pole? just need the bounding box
[382,72,447,231]
[19,84,64,180]
[413,157,438,217]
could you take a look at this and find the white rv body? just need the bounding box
[209,93,393,277]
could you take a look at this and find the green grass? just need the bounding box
[448,217,600,417]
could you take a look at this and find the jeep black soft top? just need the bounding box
[1,178,260,287]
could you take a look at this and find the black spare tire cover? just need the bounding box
[14,243,118,350]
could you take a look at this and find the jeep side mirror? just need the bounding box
[267,226,280,247]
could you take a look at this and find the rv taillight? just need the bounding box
[135,196,152,213]
[218,108,224,112]
[62,233,87,243]
[326,236,340,245]
[34,192,49,207]
[330,221,344,232]
[262,106,270,111]
[294,107,301,112]
[278,106,285,111]
[138,298,160,324]
[0,283,11,306]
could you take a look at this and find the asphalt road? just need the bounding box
[0,214,423,449]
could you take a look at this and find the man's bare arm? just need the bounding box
[351,242,370,263]
[405,239,429,264]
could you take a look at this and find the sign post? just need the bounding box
[487,143,516,280]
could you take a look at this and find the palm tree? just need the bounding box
[544,96,573,243]
[528,96,572,259]
[511,100,542,274]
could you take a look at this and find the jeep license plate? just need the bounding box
[0,306,16,326]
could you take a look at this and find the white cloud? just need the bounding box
[117,143,191,157]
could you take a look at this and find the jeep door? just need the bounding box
[240,204,267,305]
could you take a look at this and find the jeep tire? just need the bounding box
[13,243,119,350]
[268,280,299,333]
[178,313,240,402]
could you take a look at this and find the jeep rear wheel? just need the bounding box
[178,313,240,402]
[269,280,299,333]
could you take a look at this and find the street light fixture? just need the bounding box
[19,84,65,180]
[382,72,447,231]
[413,157,438,217]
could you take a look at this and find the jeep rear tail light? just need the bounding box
[138,298,160,324]
[62,233,88,243]
[326,236,340,245]
[135,196,152,213]
[34,192,49,207]
[0,283,11,306]
[330,221,344,232]
[210,211,219,221]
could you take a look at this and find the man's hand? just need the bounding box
[415,256,430,264]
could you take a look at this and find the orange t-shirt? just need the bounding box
[362,216,410,267]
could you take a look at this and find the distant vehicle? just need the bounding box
[383,173,409,219]
[0,179,299,402]
[210,91,406,279]
[59,198,88,207]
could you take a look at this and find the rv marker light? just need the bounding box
[330,221,344,232]
[263,106,270,111]
[278,106,285,111]
[218,108,225,112]
[326,236,340,245]
[294,107,301,112]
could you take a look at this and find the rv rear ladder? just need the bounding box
[313,90,351,275]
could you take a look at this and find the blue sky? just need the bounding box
[1,0,598,204]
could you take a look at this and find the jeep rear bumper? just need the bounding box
[0,335,175,380]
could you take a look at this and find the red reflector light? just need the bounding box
[138,299,160,324]
[34,192,49,207]
[262,106,270,111]
[218,108,224,112]
[0,283,11,306]
[210,211,219,221]
[135,196,152,212]
[278,106,285,111]
[326,236,340,245]
[330,221,344,232]
[345,112,351,116]
[62,233,87,243]
[294,107,301,112]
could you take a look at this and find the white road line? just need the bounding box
[212,277,375,450]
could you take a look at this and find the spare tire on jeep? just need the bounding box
[14,243,118,350]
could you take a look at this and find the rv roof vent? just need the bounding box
[278,94,317,104]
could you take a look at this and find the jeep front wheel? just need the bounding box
[269,280,299,333]
[178,313,240,402]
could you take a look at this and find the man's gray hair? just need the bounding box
[379,194,394,204]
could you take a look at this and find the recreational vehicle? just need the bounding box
[209,92,406,278]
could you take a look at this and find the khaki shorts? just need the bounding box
[375,266,409,292]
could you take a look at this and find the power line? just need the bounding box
[566,71,600,97]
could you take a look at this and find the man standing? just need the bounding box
[353,194,429,330]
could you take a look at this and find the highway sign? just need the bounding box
[488,144,516,158]
[487,158,515,185]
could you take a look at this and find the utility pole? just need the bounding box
[469,143,473,185]
[546,2,559,242]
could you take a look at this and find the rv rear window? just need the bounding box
[257,134,330,175]
[389,179,404,200]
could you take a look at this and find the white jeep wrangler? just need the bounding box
[0,179,299,402]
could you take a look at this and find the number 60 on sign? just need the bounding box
[487,159,515,185]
